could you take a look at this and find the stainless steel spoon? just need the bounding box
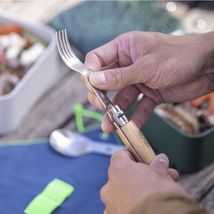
[49,129,126,157]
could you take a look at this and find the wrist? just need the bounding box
[130,192,208,214]
[199,31,214,74]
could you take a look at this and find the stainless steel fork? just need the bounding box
[56,29,156,164]
[56,29,111,109]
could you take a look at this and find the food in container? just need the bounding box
[0,10,62,134]
[0,23,47,96]
[155,92,214,135]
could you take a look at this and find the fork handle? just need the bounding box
[83,75,112,109]
[118,120,156,164]
[107,104,156,164]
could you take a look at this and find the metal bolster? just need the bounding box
[106,104,130,127]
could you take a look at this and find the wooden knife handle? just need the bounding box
[117,120,156,164]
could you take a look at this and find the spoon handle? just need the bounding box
[90,142,126,156]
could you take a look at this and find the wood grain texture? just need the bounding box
[121,120,156,164]
[200,186,214,214]
[178,162,214,214]
[178,163,214,202]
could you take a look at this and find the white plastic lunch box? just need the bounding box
[0,10,63,134]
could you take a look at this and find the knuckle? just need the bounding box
[85,51,91,60]
[108,151,126,178]
[107,163,120,180]
[107,164,117,179]
[100,185,107,202]
[85,50,96,61]
[109,68,123,87]
[85,51,103,71]
[110,150,122,164]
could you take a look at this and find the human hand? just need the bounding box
[101,150,186,214]
[83,31,214,133]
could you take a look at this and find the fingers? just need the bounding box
[150,153,180,181]
[88,84,141,132]
[100,183,110,211]
[101,84,159,132]
[85,32,134,73]
[110,149,136,165]
[89,65,141,91]
[85,34,145,91]
[85,85,157,133]
[168,168,179,182]
[84,39,120,72]
[86,85,139,114]
[131,95,157,129]
[81,74,94,94]
[149,153,169,176]
[101,83,161,132]
[88,90,107,110]
[111,85,140,111]
[101,114,115,133]
[101,85,140,133]
[81,74,108,110]
[101,150,137,213]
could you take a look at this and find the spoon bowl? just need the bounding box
[49,129,126,157]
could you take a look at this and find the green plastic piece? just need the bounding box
[24,179,75,214]
[24,195,59,214]
[73,104,109,138]
[101,132,109,139]
[73,104,88,133]
[42,179,75,204]
[82,109,104,122]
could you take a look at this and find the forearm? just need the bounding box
[130,192,208,214]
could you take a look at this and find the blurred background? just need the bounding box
[1,1,214,213]
[1,0,214,147]
[159,1,214,34]
[1,0,214,146]
[1,1,214,33]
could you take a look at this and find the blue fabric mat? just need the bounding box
[0,129,119,214]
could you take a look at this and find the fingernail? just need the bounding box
[90,72,106,85]
[157,154,169,166]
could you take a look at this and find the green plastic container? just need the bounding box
[127,101,214,172]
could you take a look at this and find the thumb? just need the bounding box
[89,66,139,91]
[149,153,169,176]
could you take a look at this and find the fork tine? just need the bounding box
[64,29,77,58]
[58,31,70,59]
[61,30,73,58]
[56,31,67,59]
[56,32,66,59]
